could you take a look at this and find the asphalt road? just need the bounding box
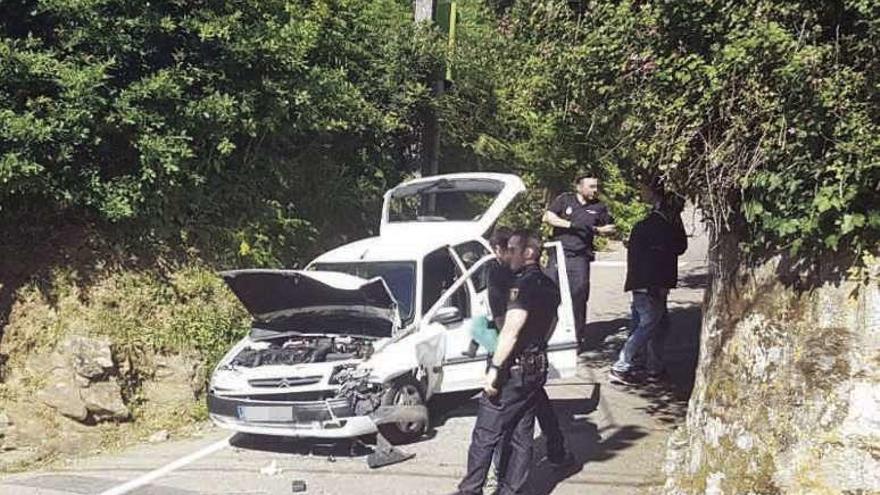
[0,210,709,495]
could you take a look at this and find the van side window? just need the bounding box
[454,241,491,292]
[422,248,470,318]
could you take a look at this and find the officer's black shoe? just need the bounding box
[547,451,577,469]
[609,368,642,386]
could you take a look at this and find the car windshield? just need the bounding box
[311,261,416,325]
[388,178,501,222]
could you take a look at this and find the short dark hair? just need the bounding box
[509,229,543,258]
[490,226,512,250]
[575,172,597,184]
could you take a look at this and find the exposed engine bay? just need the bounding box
[223,335,396,424]
[230,335,375,368]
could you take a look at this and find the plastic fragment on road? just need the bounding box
[366,432,415,469]
[259,459,282,476]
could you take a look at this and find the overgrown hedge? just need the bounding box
[2,0,877,357]
[442,1,878,273]
[1,0,443,266]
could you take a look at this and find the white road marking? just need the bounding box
[592,261,689,268]
[96,435,232,495]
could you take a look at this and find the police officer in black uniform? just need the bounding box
[484,228,571,472]
[543,173,615,350]
[452,230,561,495]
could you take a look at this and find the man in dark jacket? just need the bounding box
[610,177,687,385]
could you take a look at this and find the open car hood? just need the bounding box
[221,269,398,338]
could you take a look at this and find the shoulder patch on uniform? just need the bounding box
[565,206,573,216]
[509,288,519,302]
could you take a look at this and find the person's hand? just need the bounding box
[484,368,499,396]
[595,224,616,236]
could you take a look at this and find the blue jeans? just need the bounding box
[612,288,669,373]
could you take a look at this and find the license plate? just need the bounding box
[237,406,294,422]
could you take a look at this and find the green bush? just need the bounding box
[1,0,445,266]
[3,264,248,381]
[439,1,878,271]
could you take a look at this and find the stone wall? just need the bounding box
[663,250,880,494]
[0,335,204,470]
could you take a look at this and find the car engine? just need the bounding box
[230,335,374,367]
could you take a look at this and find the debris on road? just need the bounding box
[366,432,415,469]
[259,459,282,476]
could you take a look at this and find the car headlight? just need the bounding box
[210,368,245,391]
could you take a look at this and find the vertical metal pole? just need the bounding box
[445,2,457,82]
[415,0,441,182]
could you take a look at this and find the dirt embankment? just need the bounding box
[1,334,206,471]
[0,224,248,471]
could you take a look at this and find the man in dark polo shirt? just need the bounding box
[463,228,514,358]
[543,173,616,351]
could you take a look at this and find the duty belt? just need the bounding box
[511,352,547,374]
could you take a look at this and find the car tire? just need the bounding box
[377,375,427,445]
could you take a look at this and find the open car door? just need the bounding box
[426,241,578,394]
[380,173,526,239]
[418,252,498,394]
[543,241,578,380]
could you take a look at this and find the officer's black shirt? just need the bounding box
[487,260,514,323]
[548,192,614,258]
[507,264,561,357]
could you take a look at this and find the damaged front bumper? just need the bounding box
[207,391,430,440]
[207,392,379,438]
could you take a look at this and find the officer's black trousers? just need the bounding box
[458,368,545,495]
[548,254,590,346]
[535,387,565,460]
[492,386,565,480]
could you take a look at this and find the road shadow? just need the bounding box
[229,433,376,458]
[528,419,648,494]
[526,382,648,493]
[578,302,703,423]
[431,384,638,495]
[580,317,630,362]
[678,271,709,289]
[428,389,481,428]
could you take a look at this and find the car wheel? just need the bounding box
[377,375,427,445]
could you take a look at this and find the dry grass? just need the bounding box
[0,263,248,471]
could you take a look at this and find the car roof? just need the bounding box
[310,233,483,264]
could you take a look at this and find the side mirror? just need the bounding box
[431,306,462,325]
